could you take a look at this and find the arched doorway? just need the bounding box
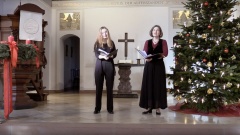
[61,35,80,92]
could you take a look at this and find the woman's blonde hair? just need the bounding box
[149,25,163,38]
[95,26,113,48]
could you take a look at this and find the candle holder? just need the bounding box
[136,59,141,65]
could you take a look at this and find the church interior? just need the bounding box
[0,0,240,134]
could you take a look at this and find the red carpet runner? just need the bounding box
[168,103,240,117]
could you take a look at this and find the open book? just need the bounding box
[135,48,159,59]
[98,48,118,57]
[118,60,132,64]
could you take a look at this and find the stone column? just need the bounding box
[113,63,138,98]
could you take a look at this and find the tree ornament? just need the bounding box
[231,55,236,60]
[207,88,213,94]
[227,10,232,15]
[189,39,193,43]
[167,88,171,92]
[224,48,229,53]
[202,34,207,39]
[192,30,195,35]
[237,23,240,29]
[208,25,212,29]
[178,53,184,56]
[207,62,212,67]
[175,61,179,65]
[203,58,207,63]
[234,39,239,44]
[226,82,232,88]
[220,11,223,15]
[184,65,188,71]
[220,71,225,77]
[201,98,205,103]
[221,22,224,26]
[210,17,213,22]
[215,2,218,6]
[204,1,209,6]
[226,36,231,41]
[192,56,195,60]
[219,56,222,61]
[176,45,182,48]
[212,80,215,84]
[174,82,178,86]
[186,33,190,37]
[188,78,192,84]
[176,96,182,101]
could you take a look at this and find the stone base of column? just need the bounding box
[113,92,138,98]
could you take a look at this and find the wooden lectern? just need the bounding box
[0,3,48,109]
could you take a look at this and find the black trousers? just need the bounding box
[94,61,114,112]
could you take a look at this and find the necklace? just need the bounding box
[153,39,159,44]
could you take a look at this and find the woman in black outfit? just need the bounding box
[94,26,117,114]
[139,25,168,115]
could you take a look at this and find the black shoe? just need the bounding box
[142,109,152,114]
[108,111,114,114]
[156,111,161,115]
[94,110,100,114]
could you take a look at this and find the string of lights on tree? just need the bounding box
[168,0,240,112]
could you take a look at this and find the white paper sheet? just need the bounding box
[19,10,42,41]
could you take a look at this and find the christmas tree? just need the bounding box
[169,0,240,112]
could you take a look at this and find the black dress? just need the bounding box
[139,39,167,109]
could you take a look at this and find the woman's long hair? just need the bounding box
[94,26,113,49]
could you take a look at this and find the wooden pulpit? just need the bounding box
[0,3,48,109]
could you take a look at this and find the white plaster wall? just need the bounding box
[0,0,20,15]
[84,7,173,91]
[235,5,240,17]
[0,0,3,15]
[50,10,83,90]
[80,7,169,90]
[53,7,171,91]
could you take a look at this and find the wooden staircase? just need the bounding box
[26,69,48,101]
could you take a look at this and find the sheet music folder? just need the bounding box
[135,48,159,59]
[98,49,118,57]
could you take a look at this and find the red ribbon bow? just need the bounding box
[8,41,18,68]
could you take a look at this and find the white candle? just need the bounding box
[137,46,140,59]
[8,35,14,42]
[26,39,31,44]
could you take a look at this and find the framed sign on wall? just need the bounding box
[60,12,80,30]
[172,10,192,29]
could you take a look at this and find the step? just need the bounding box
[26,91,49,101]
